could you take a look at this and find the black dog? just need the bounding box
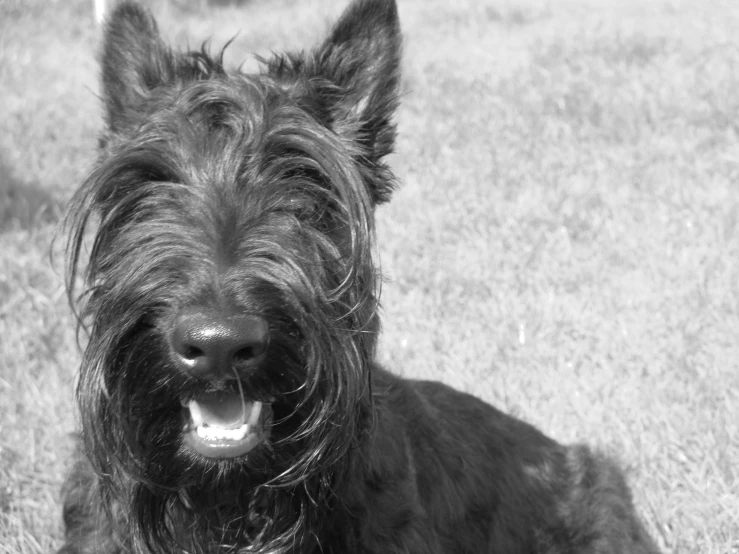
[59,1,661,552]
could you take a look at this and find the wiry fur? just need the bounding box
[59,1,661,553]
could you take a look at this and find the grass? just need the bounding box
[1,0,738,552]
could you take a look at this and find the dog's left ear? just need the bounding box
[271,0,401,203]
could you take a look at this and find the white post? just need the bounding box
[94,0,106,24]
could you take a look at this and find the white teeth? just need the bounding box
[247,401,263,427]
[188,399,204,428]
[187,400,263,443]
[196,423,249,442]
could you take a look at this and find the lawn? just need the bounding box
[1,0,738,552]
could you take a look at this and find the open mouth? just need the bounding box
[182,390,267,458]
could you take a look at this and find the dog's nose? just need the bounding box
[170,313,269,379]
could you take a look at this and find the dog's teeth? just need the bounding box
[196,423,249,442]
[187,400,204,427]
[247,401,262,427]
[186,398,261,442]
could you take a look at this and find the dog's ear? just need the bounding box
[101,2,175,133]
[270,0,401,203]
[319,0,401,144]
[318,0,401,160]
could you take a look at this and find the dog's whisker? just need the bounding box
[233,366,247,426]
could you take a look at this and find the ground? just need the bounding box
[1,0,738,552]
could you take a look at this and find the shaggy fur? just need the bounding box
[58,1,661,552]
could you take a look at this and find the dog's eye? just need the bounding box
[138,313,158,329]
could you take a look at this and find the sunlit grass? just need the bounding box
[1,0,738,552]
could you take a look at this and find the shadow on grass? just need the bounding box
[0,155,63,232]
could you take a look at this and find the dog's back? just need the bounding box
[327,367,660,553]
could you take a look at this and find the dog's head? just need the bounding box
[64,0,400,550]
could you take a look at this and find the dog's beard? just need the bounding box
[94,323,305,479]
[77,309,371,553]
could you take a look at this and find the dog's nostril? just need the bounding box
[183,345,204,360]
[233,347,255,362]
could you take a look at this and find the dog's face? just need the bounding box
[65,0,400,549]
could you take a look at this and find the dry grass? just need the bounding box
[1,0,738,552]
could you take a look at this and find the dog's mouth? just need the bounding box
[182,391,268,458]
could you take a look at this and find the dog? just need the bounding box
[59,0,661,552]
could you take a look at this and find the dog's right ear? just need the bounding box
[267,0,401,204]
[101,2,175,134]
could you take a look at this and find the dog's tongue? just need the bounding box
[187,391,248,429]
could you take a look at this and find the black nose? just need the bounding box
[170,312,269,379]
